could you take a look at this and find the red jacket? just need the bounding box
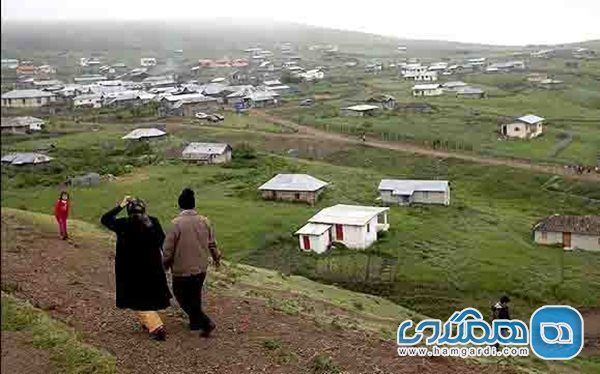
[54,200,69,220]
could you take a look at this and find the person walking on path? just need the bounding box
[101,196,172,341]
[54,191,70,240]
[163,188,222,337]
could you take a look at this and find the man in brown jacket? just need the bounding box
[163,188,221,337]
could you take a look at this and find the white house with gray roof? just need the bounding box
[1,116,45,134]
[500,114,544,139]
[181,142,232,164]
[378,179,450,206]
[295,204,390,253]
[1,89,56,108]
[259,174,328,205]
[412,84,443,97]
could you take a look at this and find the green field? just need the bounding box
[270,58,600,165]
[2,123,599,321]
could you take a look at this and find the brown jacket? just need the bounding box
[163,210,220,276]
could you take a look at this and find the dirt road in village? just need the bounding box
[1,211,495,374]
[250,112,600,182]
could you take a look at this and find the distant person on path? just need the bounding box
[163,188,221,337]
[101,196,172,341]
[492,295,511,345]
[54,191,70,240]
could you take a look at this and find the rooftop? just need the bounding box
[259,174,328,192]
[1,152,53,165]
[122,128,166,140]
[343,104,380,112]
[517,114,545,124]
[534,215,600,235]
[1,89,54,99]
[378,179,449,196]
[308,204,389,226]
[182,142,231,155]
[295,223,332,236]
[1,116,45,128]
[412,84,441,90]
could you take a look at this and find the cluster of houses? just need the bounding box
[255,173,450,253]
[0,77,289,115]
[398,57,526,82]
[257,173,599,253]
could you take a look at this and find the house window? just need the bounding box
[22,99,26,105]
[514,127,520,131]
[37,98,42,104]
[367,223,370,233]
[541,231,547,240]
[294,193,300,200]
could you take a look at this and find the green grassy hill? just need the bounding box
[2,123,599,322]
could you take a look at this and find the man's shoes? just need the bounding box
[200,322,216,338]
[150,326,167,341]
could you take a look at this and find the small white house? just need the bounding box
[181,142,232,164]
[500,114,544,139]
[378,179,450,206]
[140,58,157,67]
[122,128,167,140]
[403,71,438,81]
[295,204,390,253]
[73,94,104,108]
[1,152,53,166]
[412,84,443,97]
[259,174,328,205]
[1,116,45,134]
[533,215,600,251]
[1,89,56,108]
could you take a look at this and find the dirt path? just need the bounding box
[251,112,600,182]
[1,331,52,374]
[1,212,493,374]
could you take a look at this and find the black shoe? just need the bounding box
[150,326,167,341]
[200,322,216,338]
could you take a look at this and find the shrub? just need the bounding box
[311,355,340,374]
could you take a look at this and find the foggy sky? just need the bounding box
[2,0,599,45]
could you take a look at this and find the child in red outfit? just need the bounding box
[54,191,70,240]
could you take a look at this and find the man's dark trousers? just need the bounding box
[172,273,213,331]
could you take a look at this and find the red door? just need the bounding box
[335,224,344,240]
[302,235,311,250]
[562,232,571,249]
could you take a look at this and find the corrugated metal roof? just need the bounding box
[1,89,54,99]
[295,223,332,236]
[442,81,467,88]
[308,204,389,226]
[1,152,53,165]
[412,84,441,90]
[456,86,485,95]
[517,114,544,124]
[533,215,600,235]
[343,104,379,112]
[1,116,45,128]
[258,174,328,192]
[182,142,231,155]
[378,179,449,196]
[122,128,166,140]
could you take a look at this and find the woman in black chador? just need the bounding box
[101,196,172,341]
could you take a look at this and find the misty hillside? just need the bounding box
[1,20,514,59]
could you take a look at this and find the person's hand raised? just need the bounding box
[119,196,132,208]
